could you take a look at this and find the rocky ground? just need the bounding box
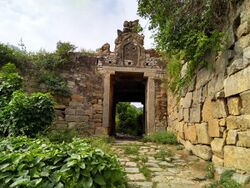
[111,140,215,188]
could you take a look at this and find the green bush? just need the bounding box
[0,63,23,107]
[0,136,126,188]
[142,131,178,145]
[0,91,54,137]
[37,71,70,96]
[45,129,77,143]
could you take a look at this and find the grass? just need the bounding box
[139,164,152,180]
[154,148,174,161]
[205,162,215,179]
[123,145,139,155]
[207,170,242,188]
[142,131,178,145]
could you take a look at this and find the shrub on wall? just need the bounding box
[0,91,54,137]
[0,63,23,107]
[0,137,126,188]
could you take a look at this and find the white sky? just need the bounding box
[0,0,155,52]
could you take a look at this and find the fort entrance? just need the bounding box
[97,20,168,136]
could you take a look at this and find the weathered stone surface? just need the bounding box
[125,168,140,174]
[202,98,213,122]
[227,96,241,115]
[212,100,228,119]
[65,108,76,115]
[183,92,193,108]
[95,127,107,135]
[196,123,211,144]
[224,146,250,171]
[196,68,212,89]
[237,131,250,148]
[184,125,197,144]
[127,173,146,181]
[189,104,201,123]
[234,33,250,54]
[128,182,152,188]
[226,130,238,145]
[191,145,212,160]
[243,46,250,67]
[208,119,220,138]
[224,63,250,97]
[218,118,226,127]
[211,138,225,158]
[240,90,250,114]
[227,58,244,76]
[184,108,189,122]
[212,155,224,166]
[54,104,66,110]
[227,115,250,130]
[71,94,84,102]
[237,21,250,38]
[178,108,184,121]
[177,122,185,139]
[192,89,202,105]
[232,173,250,185]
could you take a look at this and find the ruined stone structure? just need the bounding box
[54,20,167,136]
[167,0,250,172]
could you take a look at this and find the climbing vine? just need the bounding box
[138,0,239,95]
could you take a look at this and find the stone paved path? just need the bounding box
[111,140,213,188]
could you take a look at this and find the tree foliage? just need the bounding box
[137,0,235,94]
[115,102,143,136]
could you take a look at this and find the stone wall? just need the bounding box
[167,0,250,171]
[53,56,104,135]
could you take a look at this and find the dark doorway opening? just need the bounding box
[110,72,146,138]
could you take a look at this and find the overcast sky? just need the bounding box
[0,0,154,52]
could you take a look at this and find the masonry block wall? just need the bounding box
[53,56,105,135]
[167,0,250,171]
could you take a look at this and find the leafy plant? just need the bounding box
[208,170,242,188]
[37,71,70,97]
[0,136,127,188]
[142,131,178,145]
[137,0,226,95]
[139,165,151,180]
[56,41,76,60]
[0,63,23,107]
[0,91,54,137]
[123,145,140,155]
[154,148,174,160]
[45,129,77,143]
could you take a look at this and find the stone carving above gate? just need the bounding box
[97,20,163,69]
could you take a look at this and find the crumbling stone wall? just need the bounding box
[167,0,250,171]
[53,56,104,135]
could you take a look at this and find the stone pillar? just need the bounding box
[146,77,156,134]
[102,74,111,129]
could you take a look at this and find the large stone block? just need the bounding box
[196,123,211,144]
[237,131,250,148]
[224,146,250,171]
[240,91,250,114]
[192,145,212,160]
[192,89,202,105]
[71,94,84,102]
[224,64,250,97]
[227,97,241,115]
[177,122,185,139]
[208,119,221,137]
[178,108,184,121]
[202,98,213,122]
[190,104,201,123]
[211,138,225,158]
[234,33,250,54]
[65,108,76,115]
[184,125,197,144]
[212,100,228,119]
[196,68,212,89]
[184,108,189,122]
[227,115,250,130]
[226,130,238,145]
[243,46,250,67]
[212,155,224,167]
[237,21,250,39]
[183,92,193,108]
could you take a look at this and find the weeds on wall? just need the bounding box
[137,0,241,95]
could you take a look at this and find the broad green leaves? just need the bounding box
[0,137,127,188]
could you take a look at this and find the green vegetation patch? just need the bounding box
[0,137,126,188]
[142,131,178,145]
